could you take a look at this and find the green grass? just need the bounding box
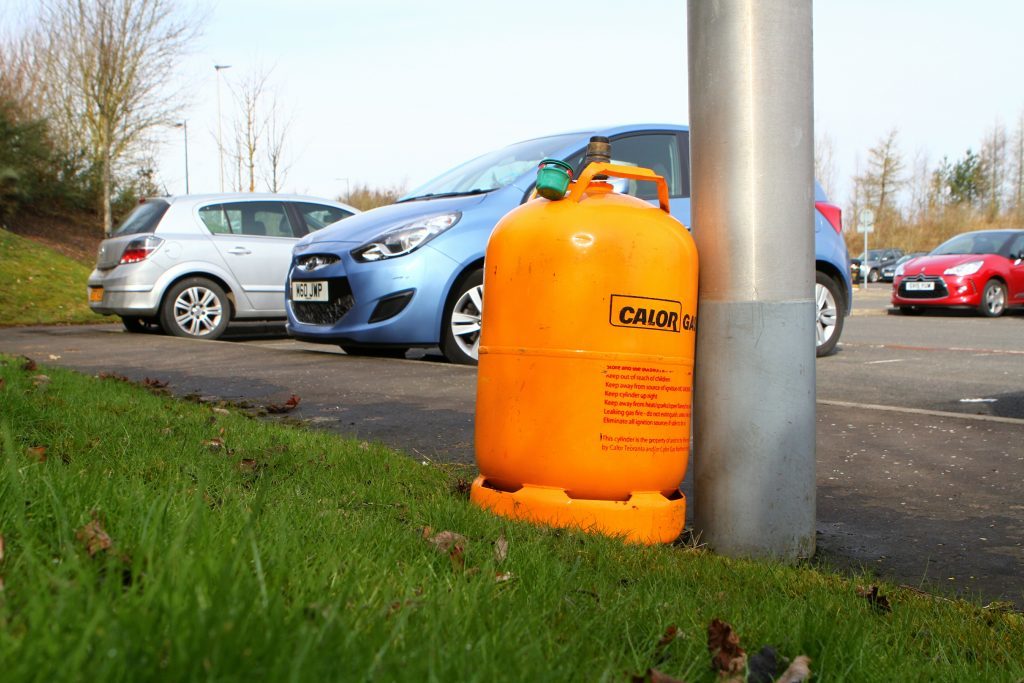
[1,358,1022,681]
[0,229,99,326]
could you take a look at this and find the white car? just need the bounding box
[87,193,358,339]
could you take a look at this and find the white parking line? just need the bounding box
[817,399,1024,426]
[864,359,905,364]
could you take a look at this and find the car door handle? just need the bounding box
[226,247,252,255]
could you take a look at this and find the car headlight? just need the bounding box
[350,212,461,262]
[943,260,983,277]
[894,263,906,277]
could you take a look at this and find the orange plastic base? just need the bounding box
[469,475,685,545]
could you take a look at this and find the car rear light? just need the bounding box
[119,235,164,264]
[815,201,843,234]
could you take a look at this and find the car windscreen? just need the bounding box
[401,134,581,201]
[931,232,1011,256]
[113,200,170,236]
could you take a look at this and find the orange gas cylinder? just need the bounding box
[471,160,699,544]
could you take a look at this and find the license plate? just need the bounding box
[906,281,934,291]
[88,286,104,302]
[291,280,328,301]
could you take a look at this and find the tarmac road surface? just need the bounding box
[1,297,1022,608]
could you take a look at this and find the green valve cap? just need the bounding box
[536,159,574,201]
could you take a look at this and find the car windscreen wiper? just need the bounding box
[396,188,493,203]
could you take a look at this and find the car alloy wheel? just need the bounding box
[441,268,483,365]
[161,277,230,339]
[814,271,844,357]
[978,279,1006,317]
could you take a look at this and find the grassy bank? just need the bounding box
[0,229,99,326]
[1,357,1022,681]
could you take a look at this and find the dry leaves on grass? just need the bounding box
[0,533,5,563]
[708,618,746,679]
[424,529,467,571]
[706,620,811,683]
[266,394,301,414]
[493,534,508,564]
[97,371,131,383]
[20,356,37,371]
[76,516,113,557]
[25,445,47,463]
[142,377,169,390]
[856,585,892,613]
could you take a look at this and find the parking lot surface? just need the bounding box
[2,297,1022,607]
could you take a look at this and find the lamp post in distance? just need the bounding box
[214,64,232,192]
[173,120,189,194]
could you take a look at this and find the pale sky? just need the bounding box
[30,0,1024,206]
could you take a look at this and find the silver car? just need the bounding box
[87,193,358,339]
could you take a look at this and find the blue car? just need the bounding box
[286,124,851,363]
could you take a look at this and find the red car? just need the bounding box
[892,229,1024,317]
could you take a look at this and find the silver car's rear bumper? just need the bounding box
[87,264,162,316]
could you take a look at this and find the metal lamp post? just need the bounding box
[174,120,189,194]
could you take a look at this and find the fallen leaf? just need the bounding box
[494,571,514,583]
[238,459,258,472]
[48,354,61,360]
[212,407,230,416]
[32,374,50,386]
[266,394,301,413]
[427,530,467,553]
[358,441,370,451]
[202,438,225,450]
[656,624,680,651]
[76,518,112,557]
[20,356,37,371]
[142,377,169,389]
[707,619,746,678]
[449,544,465,571]
[451,477,472,498]
[0,533,5,563]
[420,526,433,539]
[775,655,811,683]
[856,585,891,613]
[494,534,508,564]
[26,446,47,463]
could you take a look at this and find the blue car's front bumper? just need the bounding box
[285,241,459,347]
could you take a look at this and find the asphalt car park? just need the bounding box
[2,298,1022,607]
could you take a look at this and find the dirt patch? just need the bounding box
[2,209,103,265]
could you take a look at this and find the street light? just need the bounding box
[173,120,189,194]
[214,64,232,192]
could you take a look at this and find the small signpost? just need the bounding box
[857,209,875,289]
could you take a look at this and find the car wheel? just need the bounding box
[441,268,483,365]
[899,305,924,316]
[867,268,880,283]
[815,271,844,357]
[160,277,230,339]
[340,345,409,359]
[977,280,1007,317]
[121,315,162,333]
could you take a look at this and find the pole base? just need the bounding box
[469,475,685,545]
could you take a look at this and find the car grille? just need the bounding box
[292,277,355,325]
[897,275,948,299]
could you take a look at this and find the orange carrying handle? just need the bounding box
[568,162,671,214]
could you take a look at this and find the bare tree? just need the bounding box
[980,122,1008,219]
[263,100,291,192]
[229,70,269,193]
[853,128,905,228]
[226,67,292,193]
[1012,111,1024,220]
[36,0,197,234]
